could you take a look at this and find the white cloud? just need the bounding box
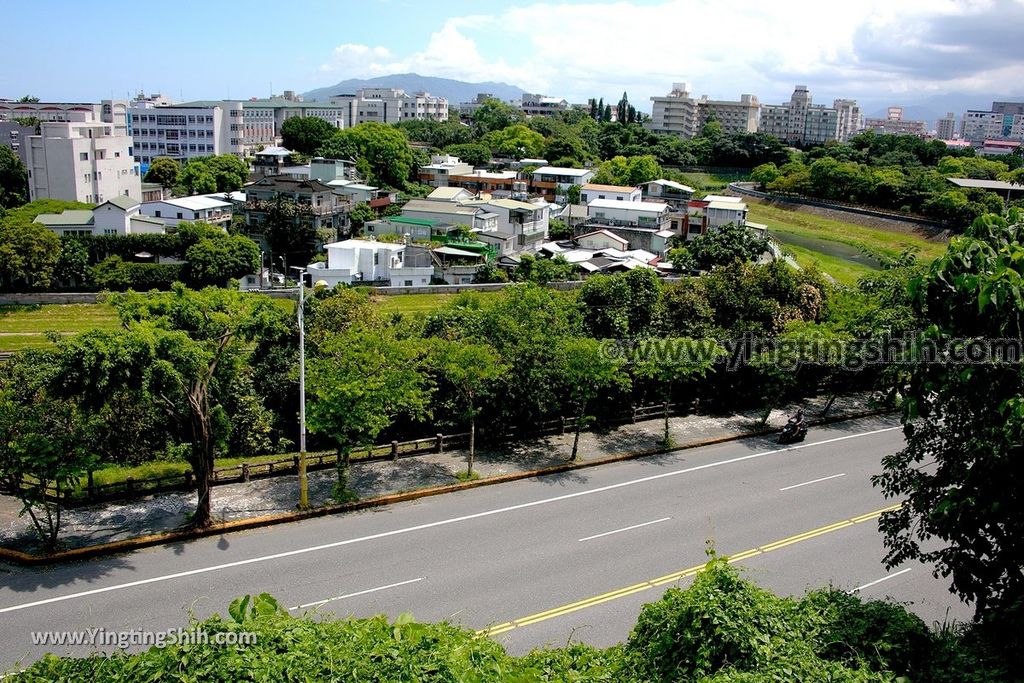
[319,0,1024,106]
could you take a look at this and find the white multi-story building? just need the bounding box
[834,99,863,142]
[130,101,240,169]
[0,100,107,123]
[961,110,1005,143]
[330,88,448,125]
[863,107,929,137]
[587,198,671,229]
[646,83,759,138]
[646,83,702,138]
[936,112,957,140]
[699,94,760,134]
[531,166,595,199]
[25,117,140,203]
[306,239,434,287]
[759,86,861,145]
[419,154,474,187]
[520,94,569,117]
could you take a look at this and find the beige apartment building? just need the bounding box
[26,117,140,203]
[647,83,760,138]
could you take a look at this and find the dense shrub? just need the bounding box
[91,256,185,291]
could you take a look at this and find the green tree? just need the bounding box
[430,340,507,477]
[633,338,724,446]
[317,123,416,189]
[443,143,491,167]
[0,145,29,209]
[556,337,629,461]
[874,214,1024,624]
[750,162,780,190]
[591,155,662,186]
[281,117,337,155]
[481,124,546,160]
[472,98,524,135]
[0,384,94,547]
[177,162,217,195]
[111,285,282,527]
[17,95,39,102]
[143,157,180,189]
[671,222,769,271]
[307,329,433,500]
[348,202,377,233]
[259,195,319,274]
[0,213,60,290]
[185,235,260,287]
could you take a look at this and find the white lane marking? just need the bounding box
[578,517,672,542]
[289,577,425,611]
[0,425,900,615]
[779,472,847,491]
[850,567,913,593]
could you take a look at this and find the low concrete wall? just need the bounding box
[0,292,105,305]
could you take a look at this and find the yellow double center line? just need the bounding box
[477,503,901,637]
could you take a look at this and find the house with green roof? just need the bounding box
[33,196,167,236]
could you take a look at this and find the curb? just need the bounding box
[0,408,894,566]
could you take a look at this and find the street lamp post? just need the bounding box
[290,266,309,509]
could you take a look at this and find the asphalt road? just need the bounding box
[0,415,972,670]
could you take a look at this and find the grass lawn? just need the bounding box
[777,243,877,285]
[675,171,750,193]
[748,203,947,263]
[0,303,121,352]
[371,293,471,315]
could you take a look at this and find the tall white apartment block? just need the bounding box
[961,110,1005,143]
[130,101,241,168]
[647,84,761,138]
[759,86,859,145]
[699,94,760,134]
[26,117,141,203]
[329,88,448,125]
[936,112,957,140]
[833,99,863,142]
[646,83,702,138]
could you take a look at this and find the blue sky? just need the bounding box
[4,0,1023,108]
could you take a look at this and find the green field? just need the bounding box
[675,171,750,193]
[748,203,947,262]
[0,303,121,352]
[372,292,478,315]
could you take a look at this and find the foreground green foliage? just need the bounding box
[12,561,1009,682]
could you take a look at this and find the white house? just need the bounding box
[702,195,748,229]
[426,186,475,203]
[462,198,550,250]
[141,196,233,228]
[579,183,641,203]
[576,229,629,251]
[306,239,433,288]
[531,166,595,199]
[587,198,671,228]
[641,179,694,207]
[419,154,474,187]
[34,195,166,236]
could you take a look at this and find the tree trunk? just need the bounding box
[468,415,476,476]
[187,390,214,529]
[334,447,352,500]
[820,392,837,418]
[663,400,671,446]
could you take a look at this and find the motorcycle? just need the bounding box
[777,417,808,444]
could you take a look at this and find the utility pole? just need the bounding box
[290,267,309,509]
